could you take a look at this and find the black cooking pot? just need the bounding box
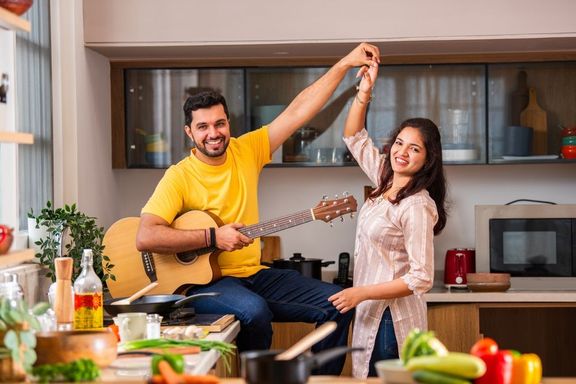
[241,347,362,384]
[103,292,219,317]
[264,253,335,280]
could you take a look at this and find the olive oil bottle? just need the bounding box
[73,249,103,329]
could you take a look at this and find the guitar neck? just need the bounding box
[239,209,314,239]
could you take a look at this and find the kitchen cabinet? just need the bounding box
[110,58,576,168]
[428,302,576,377]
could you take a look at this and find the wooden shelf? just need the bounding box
[0,6,30,32]
[0,248,35,268]
[0,131,34,144]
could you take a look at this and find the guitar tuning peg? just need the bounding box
[340,217,344,222]
[334,194,339,199]
[343,191,349,197]
[350,213,355,219]
[322,195,328,201]
[329,221,333,228]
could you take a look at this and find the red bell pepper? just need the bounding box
[471,338,513,384]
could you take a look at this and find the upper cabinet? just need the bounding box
[83,0,576,61]
[111,60,576,168]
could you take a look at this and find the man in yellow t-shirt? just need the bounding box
[136,43,381,375]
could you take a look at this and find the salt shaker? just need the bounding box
[146,314,163,339]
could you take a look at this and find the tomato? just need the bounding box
[471,337,499,356]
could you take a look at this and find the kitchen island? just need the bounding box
[424,288,576,377]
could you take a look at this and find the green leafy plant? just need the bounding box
[28,201,115,283]
[0,298,50,376]
[31,358,101,383]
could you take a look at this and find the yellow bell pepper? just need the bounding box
[510,352,542,384]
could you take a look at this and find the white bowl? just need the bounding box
[375,359,414,384]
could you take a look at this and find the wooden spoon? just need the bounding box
[275,321,337,361]
[111,282,158,305]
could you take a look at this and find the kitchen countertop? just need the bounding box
[425,287,576,303]
[215,377,574,384]
[102,320,240,381]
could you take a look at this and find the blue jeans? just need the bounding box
[186,268,354,375]
[368,307,399,377]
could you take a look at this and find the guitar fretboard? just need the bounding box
[239,210,314,239]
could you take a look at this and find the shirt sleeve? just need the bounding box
[399,197,438,295]
[140,166,186,223]
[343,129,385,186]
[237,126,271,170]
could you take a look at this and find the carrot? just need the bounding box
[149,374,166,384]
[181,374,219,384]
[158,360,185,384]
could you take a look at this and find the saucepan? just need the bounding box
[240,346,362,384]
[103,292,220,316]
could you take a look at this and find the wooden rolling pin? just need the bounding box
[54,257,74,328]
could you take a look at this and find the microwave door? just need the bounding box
[489,218,573,277]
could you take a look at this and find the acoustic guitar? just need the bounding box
[104,195,357,297]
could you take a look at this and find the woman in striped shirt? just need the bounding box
[329,59,448,378]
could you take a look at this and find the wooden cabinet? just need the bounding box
[428,302,576,377]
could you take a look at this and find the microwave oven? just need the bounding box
[475,203,576,290]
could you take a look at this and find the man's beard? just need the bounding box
[194,137,229,157]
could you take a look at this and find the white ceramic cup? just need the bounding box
[113,312,147,342]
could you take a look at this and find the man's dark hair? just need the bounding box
[183,90,230,127]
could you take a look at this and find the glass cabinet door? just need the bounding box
[374,64,486,164]
[124,68,244,168]
[246,67,358,166]
[488,62,576,163]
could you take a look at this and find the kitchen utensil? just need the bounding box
[103,292,219,317]
[467,273,511,292]
[35,329,118,367]
[561,145,576,159]
[504,126,533,156]
[520,88,547,155]
[111,282,158,305]
[264,253,335,280]
[241,346,361,384]
[275,321,337,361]
[444,248,475,288]
[113,312,147,342]
[375,359,414,383]
[54,257,74,327]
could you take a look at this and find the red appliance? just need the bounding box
[444,248,476,288]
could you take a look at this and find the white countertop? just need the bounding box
[103,320,240,381]
[425,288,576,303]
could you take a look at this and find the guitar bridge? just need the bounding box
[142,251,158,283]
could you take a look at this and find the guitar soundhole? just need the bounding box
[177,250,199,264]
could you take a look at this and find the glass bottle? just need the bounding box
[73,249,103,329]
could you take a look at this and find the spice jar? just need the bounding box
[146,313,163,339]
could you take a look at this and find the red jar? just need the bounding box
[561,145,576,159]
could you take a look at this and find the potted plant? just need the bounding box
[0,298,50,382]
[28,201,115,284]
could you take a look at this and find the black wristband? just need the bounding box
[209,227,216,248]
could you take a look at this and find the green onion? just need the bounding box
[122,338,237,372]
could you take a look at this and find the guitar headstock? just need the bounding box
[312,194,358,223]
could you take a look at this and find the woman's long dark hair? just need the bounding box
[369,118,447,235]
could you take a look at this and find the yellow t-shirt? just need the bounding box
[141,127,271,278]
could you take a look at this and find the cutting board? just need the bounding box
[520,87,547,155]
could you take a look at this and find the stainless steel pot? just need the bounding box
[264,253,335,280]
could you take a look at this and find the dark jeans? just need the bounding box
[186,268,354,375]
[368,307,399,377]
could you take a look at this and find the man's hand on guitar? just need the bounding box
[215,223,254,251]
